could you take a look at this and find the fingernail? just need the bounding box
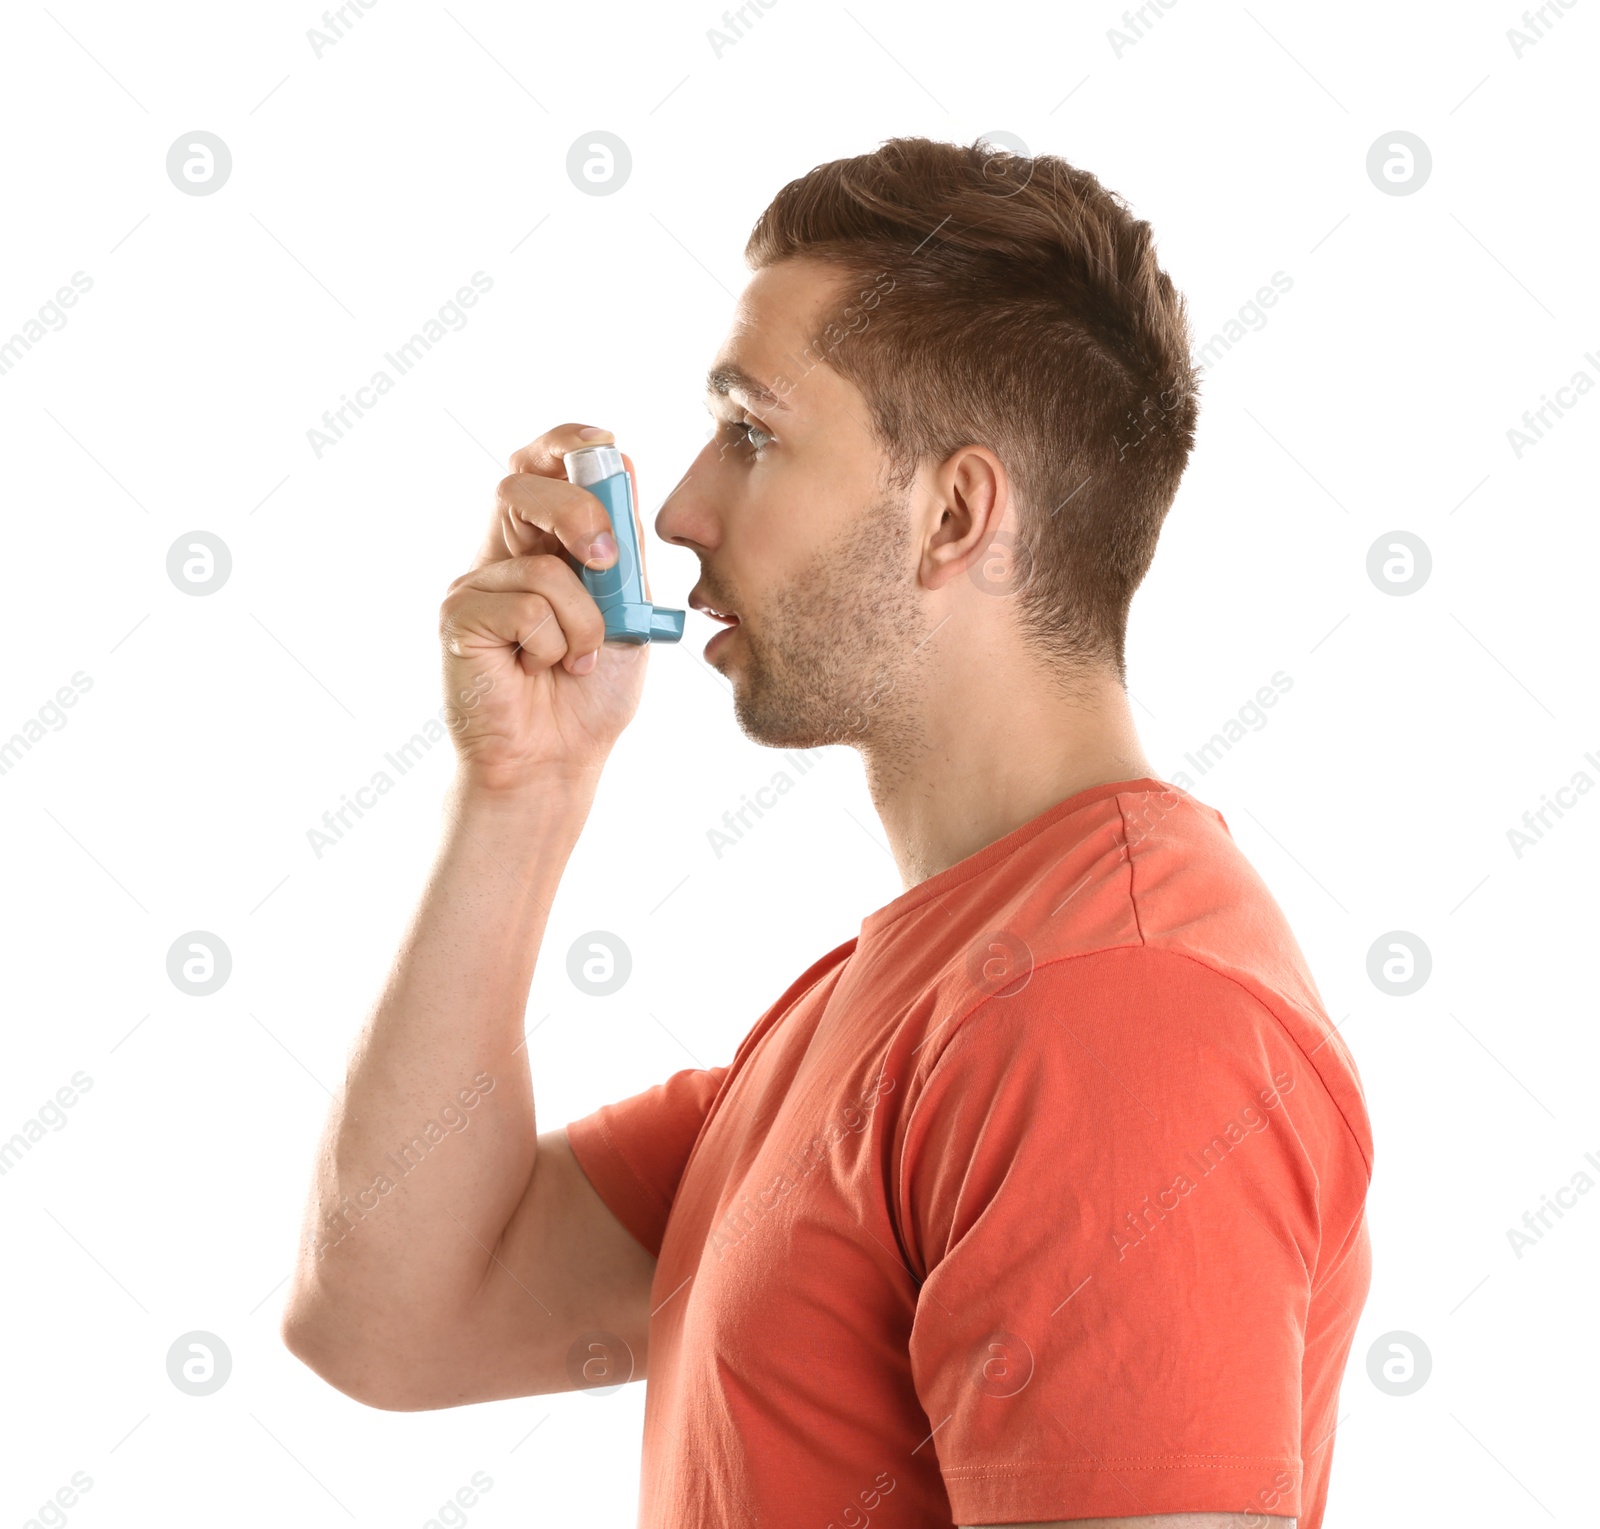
[587,531,617,564]
[573,650,598,674]
[578,426,612,441]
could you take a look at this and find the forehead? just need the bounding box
[705,258,849,412]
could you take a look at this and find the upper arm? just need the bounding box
[372,1126,657,1409]
[360,1061,726,1410]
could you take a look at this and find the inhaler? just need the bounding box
[560,445,685,645]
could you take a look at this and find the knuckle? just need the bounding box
[514,588,555,626]
[512,551,567,585]
[517,600,564,657]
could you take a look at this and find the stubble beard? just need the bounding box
[727,488,932,776]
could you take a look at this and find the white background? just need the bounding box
[1,1,1595,1524]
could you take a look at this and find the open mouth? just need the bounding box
[690,590,741,661]
[689,592,740,628]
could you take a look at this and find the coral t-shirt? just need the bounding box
[565,777,1372,1528]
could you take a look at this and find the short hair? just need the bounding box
[744,135,1201,686]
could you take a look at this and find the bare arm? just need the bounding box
[281,423,662,1409]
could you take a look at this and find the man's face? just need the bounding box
[655,257,932,753]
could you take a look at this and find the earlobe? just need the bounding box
[922,514,988,592]
[919,509,974,592]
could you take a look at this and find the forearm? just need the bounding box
[284,768,596,1357]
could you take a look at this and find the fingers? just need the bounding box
[442,554,608,675]
[472,423,622,572]
[479,473,622,576]
[507,423,613,477]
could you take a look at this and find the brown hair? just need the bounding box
[744,135,1200,686]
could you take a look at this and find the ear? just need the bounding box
[919,444,1010,592]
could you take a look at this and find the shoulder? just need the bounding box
[888,945,1368,1284]
[937,784,1333,1041]
[894,943,1370,1216]
[900,782,1371,1176]
[905,944,1296,1119]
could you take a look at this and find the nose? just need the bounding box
[654,435,723,553]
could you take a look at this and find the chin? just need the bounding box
[732,695,851,753]
[725,624,867,752]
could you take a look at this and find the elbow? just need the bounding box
[279,1300,430,1413]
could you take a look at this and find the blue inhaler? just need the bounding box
[561,445,685,644]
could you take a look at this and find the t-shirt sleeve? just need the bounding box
[565,1065,729,1258]
[897,945,1354,1526]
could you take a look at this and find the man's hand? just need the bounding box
[439,423,653,793]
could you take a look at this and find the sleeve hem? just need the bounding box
[942,1457,1301,1525]
[565,1110,668,1259]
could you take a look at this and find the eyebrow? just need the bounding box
[705,364,789,412]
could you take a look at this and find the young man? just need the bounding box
[283,137,1372,1529]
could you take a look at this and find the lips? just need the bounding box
[689,590,740,627]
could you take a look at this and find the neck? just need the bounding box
[859,654,1155,892]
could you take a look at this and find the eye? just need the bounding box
[723,417,775,457]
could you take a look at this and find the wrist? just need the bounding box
[449,765,600,822]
